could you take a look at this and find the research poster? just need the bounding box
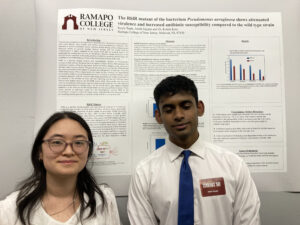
[56,9,286,176]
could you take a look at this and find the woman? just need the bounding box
[0,111,121,225]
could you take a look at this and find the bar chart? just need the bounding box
[146,98,158,118]
[155,138,165,150]
[227,55,265,82]
[150,134,166,152]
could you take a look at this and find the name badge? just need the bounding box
[200,177,226,197]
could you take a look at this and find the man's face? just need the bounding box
[155,91,204,148]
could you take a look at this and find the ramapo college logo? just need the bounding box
[62,14,79,30]
[61,13,114,31]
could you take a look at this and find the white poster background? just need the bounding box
[35,5,289,192]
[57,9,286,173]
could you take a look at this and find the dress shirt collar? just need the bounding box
[166,136,206,162]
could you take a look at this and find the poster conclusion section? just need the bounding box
[57,9,286,176]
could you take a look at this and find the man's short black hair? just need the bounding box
[154,75,198,107]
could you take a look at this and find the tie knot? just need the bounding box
[182,150,191,159]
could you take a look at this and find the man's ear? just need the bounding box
[197,100,205,117]
[155,109,163,124]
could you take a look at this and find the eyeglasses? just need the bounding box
[43,139,91,154]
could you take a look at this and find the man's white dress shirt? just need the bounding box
[128,138,261,225]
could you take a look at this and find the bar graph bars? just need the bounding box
[228,55,265,82]
[155,138,165,150]
[153,103,157,117]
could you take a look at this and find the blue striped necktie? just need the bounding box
[178,150,194,225]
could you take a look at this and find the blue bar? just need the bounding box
[249,65,252,80]
[155,138,165,150]
[230,59,232,80]
[259,69,262,80]
[240,64,242,80]
[153,103,157,117]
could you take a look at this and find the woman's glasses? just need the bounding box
[43,139,91,154]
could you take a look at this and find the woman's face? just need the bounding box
[39,118,90,178]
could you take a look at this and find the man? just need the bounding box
[128,75,261,225]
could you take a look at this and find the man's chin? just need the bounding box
[172,132,190,141]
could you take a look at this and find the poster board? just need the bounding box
[34,0,300,194]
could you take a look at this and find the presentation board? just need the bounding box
[34,0,300,194]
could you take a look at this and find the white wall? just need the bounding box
[0,0,35,194]
[1,0,300,224]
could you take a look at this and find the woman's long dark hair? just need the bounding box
[16,111,106,225]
